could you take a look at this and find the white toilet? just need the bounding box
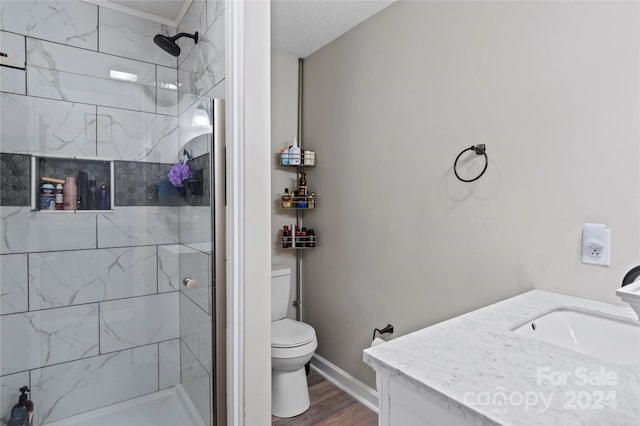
[271,267,318,418]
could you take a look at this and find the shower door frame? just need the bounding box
[211,98,227,426]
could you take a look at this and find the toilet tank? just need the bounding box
[271,267,292,321]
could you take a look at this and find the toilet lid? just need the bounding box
[271,319,316,348]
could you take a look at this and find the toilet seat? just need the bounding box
[271,318,315,348]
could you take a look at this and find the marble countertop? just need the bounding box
[363,290,640,426]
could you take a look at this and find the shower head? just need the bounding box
[153,31,199,57]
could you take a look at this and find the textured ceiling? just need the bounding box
[271,0,395,58]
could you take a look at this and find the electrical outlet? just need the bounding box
[588,244,602,258]
[582,224,610,266]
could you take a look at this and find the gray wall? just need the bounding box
[301,1,640,388]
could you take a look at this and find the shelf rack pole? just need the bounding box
[296,57,304,322]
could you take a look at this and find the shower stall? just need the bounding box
[0,1,226,425]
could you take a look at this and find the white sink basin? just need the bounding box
[512,307,640,365]
[617,281,640,320]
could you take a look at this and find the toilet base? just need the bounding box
[272,366,310,418]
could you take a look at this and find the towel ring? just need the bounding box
[454,145,488,182]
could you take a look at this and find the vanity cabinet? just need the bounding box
[375,372,474,426]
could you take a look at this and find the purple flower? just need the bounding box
[168,163,192,187]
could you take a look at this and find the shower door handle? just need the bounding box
[182,277,198,289]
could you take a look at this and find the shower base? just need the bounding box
[43,385,205,426]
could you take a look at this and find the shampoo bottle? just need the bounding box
[288,137,301,166]
[63,177,77,210]
[54,184,64,210]
[87,180,98,210]
[98,184,110,210]
[281,188,292,208]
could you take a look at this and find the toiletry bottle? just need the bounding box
[286,226,292,247]
[280,147,289,166]
[293,190,299,208]
[54,184,63,210]
[298,172,307,197]
[304,150,315,166]
[282,225,291,248]
[301,227,308,247]
[309,192,316,209]
[77,171,89,210]
[297,173,308,208]
[308,229,316,247]
[294,225,301,248]
[63,177,77,211]
[87,180,98,210]
[288,137,301,166]
[97,183,110,210]
[40,182,56,210]
[281,188,291,208]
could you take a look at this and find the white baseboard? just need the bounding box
[311,354,379,413]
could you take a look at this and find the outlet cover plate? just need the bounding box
[582,228,611,266]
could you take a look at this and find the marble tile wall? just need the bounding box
[177,14,225,113]
[1,304,99,376]
[100,292,180,352]
[0,0,222,423]
[0,93,97,156]
[158,244,181,293]
[0,31,26,95]
[0,254,28,315]
[0,372,29,425]
[177,0,207,66]
[181,340,211,426]
[177,4,225,116]
[96,107,178,162]
[97,206,180,247]
[175,4,223,415]
[159,339,181,390]
[0,1,97,49]
[180,293,212,374]
[31,344,158,425]
[0,206,98,254]
[98,8,177,69]
[29,246,158,309]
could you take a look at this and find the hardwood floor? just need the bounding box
[272,368,377,426]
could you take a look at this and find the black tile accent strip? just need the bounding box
[114,161,183,207]
[0,153,31,206]
[185,153,211,207]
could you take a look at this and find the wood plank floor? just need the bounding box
[272,368,377,426]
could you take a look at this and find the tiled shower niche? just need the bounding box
[31,154,114,212]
